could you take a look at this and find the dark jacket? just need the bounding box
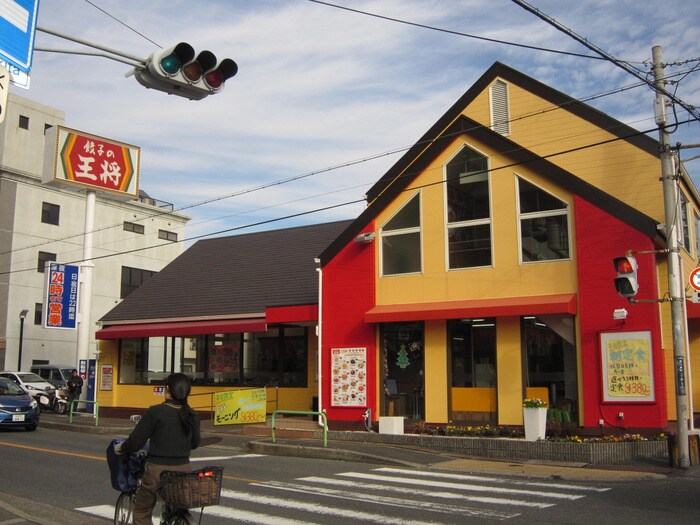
[67,375,83,395]
[120,401,200,465]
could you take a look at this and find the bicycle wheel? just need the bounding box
[114,492,133,525]
[162,508,195,525]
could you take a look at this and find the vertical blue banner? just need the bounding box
[44,262,79,329]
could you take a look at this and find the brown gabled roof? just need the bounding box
[318,62,662,266]
[100,220,352,324]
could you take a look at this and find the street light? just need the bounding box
[18,309,29,370]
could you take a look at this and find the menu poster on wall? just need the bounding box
[330,347,367,407]
[600,331,655,402]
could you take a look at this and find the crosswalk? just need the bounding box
[79,465,611,523]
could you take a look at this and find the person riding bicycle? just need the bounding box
[114,373,201,524]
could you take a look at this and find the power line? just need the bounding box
[1,73,684,260]
[4,117,692,277]
[307,0,607,61]
[82,0,161,48]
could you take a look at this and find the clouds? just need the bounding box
[23,0,699,242]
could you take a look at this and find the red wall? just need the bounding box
[575,197,668,429]
[321,225,377,423]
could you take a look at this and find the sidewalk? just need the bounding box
[38,412,698,482]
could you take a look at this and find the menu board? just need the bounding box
[330,347,367,407]
[600,331,655,402]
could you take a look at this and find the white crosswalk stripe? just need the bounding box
[78,465,611,523]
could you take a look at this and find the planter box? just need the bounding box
[523,407,547,441]
[378,417,404,435]
[326,431,668,465]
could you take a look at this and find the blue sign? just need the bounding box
[44,262,80,329]
[0,0,40,73]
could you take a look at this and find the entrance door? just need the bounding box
[381,322,424,419]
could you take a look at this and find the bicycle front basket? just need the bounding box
[159,466,223,509]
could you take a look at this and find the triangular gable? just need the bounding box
[319,62,663,266]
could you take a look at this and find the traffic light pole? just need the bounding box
[653,45,690,468]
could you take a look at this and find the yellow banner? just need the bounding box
[213,388,267,426]
[601,331,654,402]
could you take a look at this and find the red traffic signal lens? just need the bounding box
[204,70,224,89]
[613,256,636,275]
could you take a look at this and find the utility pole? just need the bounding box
[653,45,690,468]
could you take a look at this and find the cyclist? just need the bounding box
[114,373,201,524]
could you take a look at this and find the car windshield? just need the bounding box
[0,379,26,395]
[17,373,46,383]
[60,369,73,380]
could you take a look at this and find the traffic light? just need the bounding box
[613,255,638,298]
[133,43,238,100]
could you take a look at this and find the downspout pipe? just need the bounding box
[315,259,324,427]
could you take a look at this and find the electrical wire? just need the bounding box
[307,0,606,61]
[4,117,694,277]
[82,0,161,48]
[2,71,694,261]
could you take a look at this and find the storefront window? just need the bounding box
[522,315,578,419]
[381,322,424,419]
[118,327,307,387]
[448,318,496,387]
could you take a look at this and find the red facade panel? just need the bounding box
[574,197,667,428]
[321,226,377,424]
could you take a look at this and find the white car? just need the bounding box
[0,371,55,395]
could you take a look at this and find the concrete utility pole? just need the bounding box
[653,45,690,468]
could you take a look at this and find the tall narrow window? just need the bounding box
[679,192,690,251]
[694,212,700,262]
[518,177,569,262]
[446,146,491,269]
[381,194,421,275]
[490,80,510,135]
[41,202,60,225]
[19,115,29,130]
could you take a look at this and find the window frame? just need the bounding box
[120,266,156,299]
[516,176,571,264]
[123,221,145,234]
[444,144,493,270]
[158,229,178,242]
[379,192,423,277]
[41,202,60,226]
[37,251,57,273]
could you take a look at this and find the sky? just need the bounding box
[11,0,700,243]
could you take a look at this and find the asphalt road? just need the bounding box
[1,427,699,524]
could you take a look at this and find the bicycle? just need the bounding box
[114,465,224,525]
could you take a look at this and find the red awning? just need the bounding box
[364,294,577,323]
[96,319,267,339]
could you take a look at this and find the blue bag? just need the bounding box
[106,438,148,492]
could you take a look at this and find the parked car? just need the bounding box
[30,364,75,388]
[0,377,40,431]
[0,371,55,394]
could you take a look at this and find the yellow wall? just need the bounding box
[496,317,523,425]
[375,138,579,305]
[451,388,496,412]
[96,335,318,414]
[465,78,664,224]
[424,320,448,422]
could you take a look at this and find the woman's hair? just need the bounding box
[166,373,197,433]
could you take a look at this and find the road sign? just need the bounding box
[690,267,700,291]
[0,0,40,73]
[0,63,8,124]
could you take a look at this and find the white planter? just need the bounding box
[523,407,547,441]
[378,416,404,435]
